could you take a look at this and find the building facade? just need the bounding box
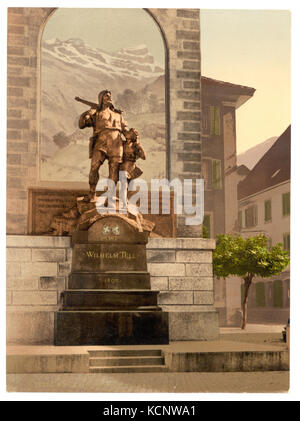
[237,126,291,324]
[201,77,255,238]
[200,76,255,325]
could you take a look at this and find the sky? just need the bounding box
[201,9,291,154]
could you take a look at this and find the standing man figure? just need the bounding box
[78,90,138,201]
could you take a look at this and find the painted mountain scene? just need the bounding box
[40,10,166,183]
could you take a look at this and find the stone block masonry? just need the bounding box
[7,7,53,235]
[147,237,219,340]
[7,235,218,343]
[6,235,71,344]
[147,238,215,309]
[148,9,202,237]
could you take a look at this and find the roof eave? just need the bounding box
[235,94,254,109]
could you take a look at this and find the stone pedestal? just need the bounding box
[54,215,169,345]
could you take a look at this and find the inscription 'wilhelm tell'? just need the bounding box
[85,250,136,260]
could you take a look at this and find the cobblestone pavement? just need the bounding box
[7,371,289,394]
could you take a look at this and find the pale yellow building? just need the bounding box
[237,126,290,324]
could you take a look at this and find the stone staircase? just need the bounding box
[88,349,168,373]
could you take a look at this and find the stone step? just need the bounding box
[89,356,164,367]
[62,306,162,312]
[89,365,168,373]
[68,271,151,290]
[7,348,289,374]
[61,290,159,309]
[88,349,162,357]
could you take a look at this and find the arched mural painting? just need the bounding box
[40,8,167,184]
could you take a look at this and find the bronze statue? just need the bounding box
[46,91,154,237]
[76,90,140,201]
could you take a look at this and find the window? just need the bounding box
[202,214,211,238]
[202,159,222,190]
[256,282,266,307]
[245,205,257,228]
[209,105,220,136]
[264,199,272,222]
[202,107,209,133]
[238,210,243,231]
[201,159,211,190]
[283,233,290,252]
[282,192,290,216]
[273,280,283,307]
[212,159,222,190]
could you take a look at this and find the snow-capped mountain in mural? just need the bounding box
[40,38,166,182]
[41,38,164,155]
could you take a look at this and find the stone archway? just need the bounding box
[7,7,202,237]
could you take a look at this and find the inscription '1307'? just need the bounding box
[85,250,136,260]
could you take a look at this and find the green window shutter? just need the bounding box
[282,192,290,216]
[256,282,266,307]
[202,214,211,238]
[238,210,242,230]
[283,233,290,252]
[210,106,215,135]
[212,160,222,190]
[214,106,220,135]
[245,206,257,228]
[209,106,221,136]
[254,205,258,226]
[216,160,222,189]
[212,160,217,189]
[273,280,283,307]
[245,208,249,228]
[264,200,272,222]
[203,108,209,132]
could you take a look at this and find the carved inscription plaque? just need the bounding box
[28,188,176,237]
[28,188,87,234]
[72,243,147,272]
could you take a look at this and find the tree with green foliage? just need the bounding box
[213,234,289,329]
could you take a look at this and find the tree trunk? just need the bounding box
[241,275,253,329]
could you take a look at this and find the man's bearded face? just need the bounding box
[102,91,113,107]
